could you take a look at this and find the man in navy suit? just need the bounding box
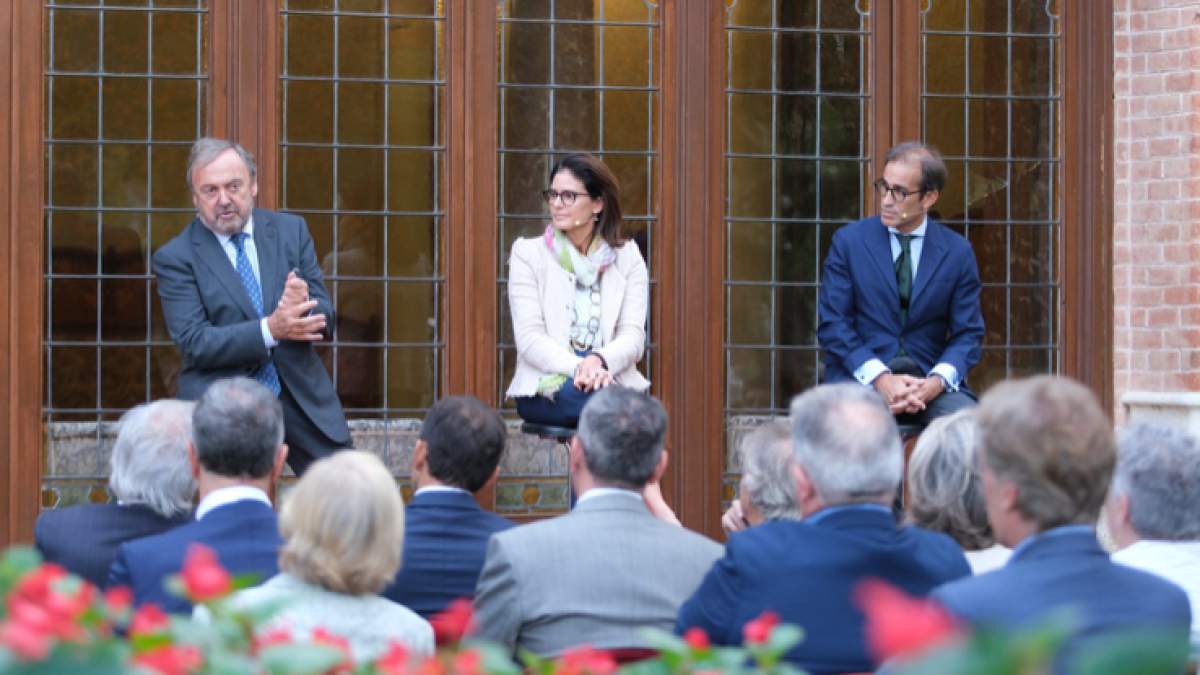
[932,377,1192,670]
[382,396,514,618]
[36,400,196,588]
[676,384,971,675]
[108,377,289,614]
[818,142,984,424]
[153,138,351,477]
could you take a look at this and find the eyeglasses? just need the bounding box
[873,179,924,202]
[542,189,587,206]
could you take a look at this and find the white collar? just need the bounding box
[887,216,928,238]
[415,485,471,496]
[575,487,645,505]
[195,485,272,520]
[213,214,256,247]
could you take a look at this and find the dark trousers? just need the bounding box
[515,378,597,429]
[279,380,354,476]
[888,356,977,429]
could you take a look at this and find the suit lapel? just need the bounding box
[864,220,899,304]
[911,221,949,307]
[189,220,260,321]
[253,210,280,309]
[600,261,627,342]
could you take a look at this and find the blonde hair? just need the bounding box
[278,451,405,596]
[904,411,994,550]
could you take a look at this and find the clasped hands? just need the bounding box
[266,272,327,341]
[574,354,614,392]
[872,371,943,414]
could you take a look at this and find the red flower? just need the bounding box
[129,604,171,637]
[854,578,959,662]
[375,641,411,675]
[6,564,92,642]
[430,598,475,646]
[179,545,231,603]
[452,649,484,675]
[558,646,618,675]
[252,626,294,653]
[0,618,52,661]
[311,627,354,674]
[742,611,780,644]
[415,655,448,675]
[104,587,133,615]
[132,644,204,675]
[683,627,710,651]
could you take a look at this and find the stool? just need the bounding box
[520,422,577,508]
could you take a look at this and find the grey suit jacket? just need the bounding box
[152,209,349,444]
[471,492,723,657]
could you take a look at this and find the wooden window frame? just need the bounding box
[1,0,1114,544]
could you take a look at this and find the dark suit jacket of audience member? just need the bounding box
[107,500,283,614]
[35,503,192,589]
[382,490,516,619]
[932,529,1192,671]
[675,506,971,675]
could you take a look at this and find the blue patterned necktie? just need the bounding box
[231,232,281,395]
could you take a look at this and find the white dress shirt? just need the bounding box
[195,485,272,521]
[1113,539,1200,646]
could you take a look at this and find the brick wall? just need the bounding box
[1113,0,1200,422]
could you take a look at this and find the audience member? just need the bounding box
[108,377,289,613]
[1107,423,1200,647]
[904,410,1010,574]
[472,387,721,657]
[932,377,1191,669]
[720,422,798,535]
[382,396,515,618]
[36,401,196,588]
[199,451,434,661]
[676,383,970,675]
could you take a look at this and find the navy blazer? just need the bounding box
[817,216,984,391]
[107,500,283,614]
[932,530,1192,670]
[675,507,971,675]
[152,209,350,446]
[382,490,515,619]
[35,503,191,589]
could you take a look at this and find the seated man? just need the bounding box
[472,387,722,657]
[37,400,196,588]
[383,396,515,618]
[817,142,984,424]
[720,421,798,535]
[1106,423,1200,647]
[676,384,971,675]
[108,377,290,613]
[932,377,1192,669]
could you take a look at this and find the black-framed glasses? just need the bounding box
[873,179,924,202]
[542,189,586,206]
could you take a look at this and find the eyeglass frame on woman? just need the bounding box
[872,178,926,202]
[541,189,590,206]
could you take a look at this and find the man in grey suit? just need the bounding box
[153,138,351,475]
[472,387,722,657]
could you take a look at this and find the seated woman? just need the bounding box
[904,410,1011,574]
[196,451,433,661]
[506,153,649,428]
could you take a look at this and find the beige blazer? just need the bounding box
[505,236,650,398]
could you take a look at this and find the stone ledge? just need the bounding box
[1122,391,1200,435]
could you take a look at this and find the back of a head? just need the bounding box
[421,396,507,493]
[976,376,1114,530]
[1114,423,1200,541]
[191,377,284,479]
[739,422,800,521]
[110,400,197,519]
[577,387,667,490]
[789,384,901,504]
[279,451,405,596]
[905,411,994,549]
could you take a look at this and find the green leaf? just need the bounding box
[230,572,266,593]
[1072,630,1191,675]
[205,650,264,675]
[517,647,555,675]
[635,628,689,656]
[766,625,805,655]
[617,659,671,675]
[461,641,522,675]
[259,643,348,675]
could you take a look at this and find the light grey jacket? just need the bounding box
[505,236,651,398]
[471,493,722,657]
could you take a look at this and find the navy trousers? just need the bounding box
[515,378,597,429]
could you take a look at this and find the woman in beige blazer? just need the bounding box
[506,153,649,428]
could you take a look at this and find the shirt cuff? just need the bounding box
[854,359,890,387]
[930,363,960,392]
[261,318,279,349]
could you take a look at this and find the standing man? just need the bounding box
[817,142,984,424]
[154,138,351,475]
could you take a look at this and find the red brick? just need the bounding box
[1184,350,1200,370]
[1131,159,1162,180]
[1146,96,1183,117]
[1164,372,1200,391]
[1148,180,1181,201]
[1147,50,1183,71]
[1164,328,1200,348]
[1140,223,1182,241]
[1146,9,1181,30]
[1162,200,1192,219]
[1132,286,1165,307]
[1131,54,1149,74]
[1131,308,1148,327]
[1116,35,1132,54]
[1149,137,1182,156]
[1188,263,1200,283]
[1131,371,1165,390]
[1132,74,1165,96]
[1133,329,1165,349]
[1149,350,1181,370]
[1164,71,1192,92]
[1116,330,1133,349]
[1130,140,1150,160]
[1148,306,1180,326]
[1131,117,1164,138]
[1131,350,1149,369]
[1182,306,1200,325]
[1131,244,1164,264]
[1164,285,1200,305]
[1132,32,1163,53]
[1115,246,1131,266]
[1115,350,1130,369]
[1145,266,1180,285]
